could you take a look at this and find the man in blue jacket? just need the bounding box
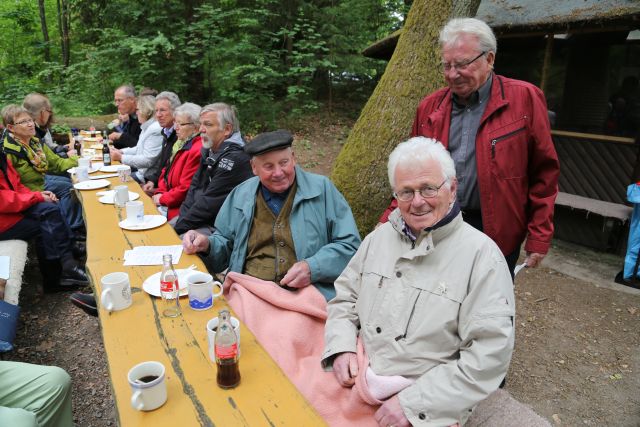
[183,130,361,301]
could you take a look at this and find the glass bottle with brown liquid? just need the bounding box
[214,309,240,389]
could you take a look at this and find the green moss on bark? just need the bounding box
[332,0,481,235]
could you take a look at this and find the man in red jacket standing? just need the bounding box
[380,17,559,277]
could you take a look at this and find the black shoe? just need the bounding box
[71,241,86,260]
[70,292,98,317]
[43,281,84,293]
[614,270,640,289]
[60,265,89,286]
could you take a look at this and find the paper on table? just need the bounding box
[0,256,9,280]
[123,245,183,266]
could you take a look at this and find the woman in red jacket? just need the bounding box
[0,149,88,295]
[152,103,202,220]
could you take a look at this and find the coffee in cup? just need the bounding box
[187,272,223,311]
[127,361,167,411]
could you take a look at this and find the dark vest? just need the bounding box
[244,183,298,282]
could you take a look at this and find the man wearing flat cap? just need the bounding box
[183,130,361,300]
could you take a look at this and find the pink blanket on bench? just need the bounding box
[223,272,378,426]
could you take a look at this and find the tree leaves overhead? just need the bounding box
[0,0,404,127]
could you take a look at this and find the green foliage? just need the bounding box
[49,123,70,134]
[0,0,403,128]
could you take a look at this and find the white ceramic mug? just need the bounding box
[114,185,129,207]
[125,201,144,224]
[206,316,240,361]
[127,361,167,411]
[117,165,131,182]
[100,272,132,312]
[187,272,223,311]
[76,166,89,182]
[77,156,91,170]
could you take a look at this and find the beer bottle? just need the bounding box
[102,131,111,166]
[159,254,181,318]
[214,309,240,389]
[73,129,82,155]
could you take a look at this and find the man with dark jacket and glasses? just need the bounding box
[171,103,253,236]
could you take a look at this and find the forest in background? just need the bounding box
[0,0,411,129]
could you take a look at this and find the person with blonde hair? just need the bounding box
[109,95,164,183]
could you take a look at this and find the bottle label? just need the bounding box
[215,343,238,359]
[160,279,176,293]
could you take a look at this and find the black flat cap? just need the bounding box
[244,130,294,156]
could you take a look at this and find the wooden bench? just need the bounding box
[555,191,633,223]
[0,239,28,305]
[552,130,636,252]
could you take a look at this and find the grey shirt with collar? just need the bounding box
[448,74,492,210]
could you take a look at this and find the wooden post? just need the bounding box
[540,33,554,93]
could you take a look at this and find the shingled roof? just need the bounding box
[363,0,640,59]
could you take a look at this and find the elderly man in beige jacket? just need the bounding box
[322,137,515,427]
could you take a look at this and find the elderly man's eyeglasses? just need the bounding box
[177,122,194,127]
[394,180,448,202]
[441,51,486,73]
[14,118,35,126]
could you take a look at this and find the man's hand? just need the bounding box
[152,193,163,206]
[110,147,122,162]
[524,252,545,268]
[280,260,312,288]
[41,191,58,203]
[332,352,358,387]
[374,395,411,427]
[108,132,122,142]
[182,230,210,255]
[142,181,155,197]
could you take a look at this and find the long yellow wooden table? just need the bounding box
[76,174,325,426]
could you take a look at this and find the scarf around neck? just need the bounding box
[5,133,48,173]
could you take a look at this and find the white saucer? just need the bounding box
[100,165,122,173]
[67,166,99,174]
[118,215,167,231]
[142,269,197,298]
[98,191,140,204]
[73,179,110,190]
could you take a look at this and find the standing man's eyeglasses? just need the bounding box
[441,51,486,73]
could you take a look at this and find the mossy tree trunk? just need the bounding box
[331,0,480,235]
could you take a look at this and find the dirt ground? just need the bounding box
[3,110,640,426]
